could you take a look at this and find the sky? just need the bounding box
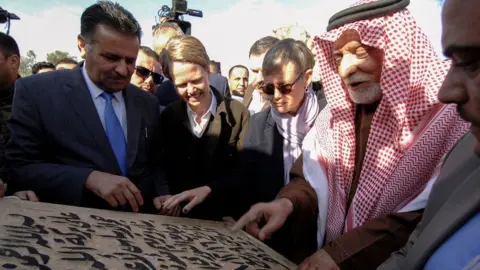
[3,0,443,75]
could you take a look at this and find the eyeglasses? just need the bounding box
[259,70,306,95]
[135,66,164,84]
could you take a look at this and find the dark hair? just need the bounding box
[56,58,78,67]
[262,38,314,77]
[0,32,20,58]
[32,61,55,74]
[209,60,221,73]
[249,36,280,57]
[228,65,249,78]
[139,46,160,62]
[80,1,142,43]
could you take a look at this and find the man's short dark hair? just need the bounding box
[249,36,280,57]
[0,32,20,58]
[139,46,160,62]
[56,58,78,67]
[228,65,249,78]
[80,1,142,43]
[32,61,55,74]
[209,60,221,73]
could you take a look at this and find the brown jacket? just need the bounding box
[159,88,250,220]
[278,155,423,269]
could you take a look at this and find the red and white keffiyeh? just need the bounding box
[305,0,470,244]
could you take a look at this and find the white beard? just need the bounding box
[348,83,382,104]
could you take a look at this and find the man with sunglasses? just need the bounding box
[130,46,163,94]
[232,0,470,269]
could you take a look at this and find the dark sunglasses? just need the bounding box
[259,70,306,95]
[135,66,164,84]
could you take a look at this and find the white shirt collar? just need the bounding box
[186,88,217,138]
[187,88,217,118]
[248,88,268,114]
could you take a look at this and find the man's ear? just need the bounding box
[9,54,20,71]
[304,68,314,86]
[77,35,87,59]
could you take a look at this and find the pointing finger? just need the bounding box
[231,208,260,232]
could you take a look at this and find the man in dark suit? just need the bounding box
[209,72,231,98]
[155,79,179,106]
[0,33,39,202]
[5,1,168,213]
[378,0,480,268]
[242,36,279,114]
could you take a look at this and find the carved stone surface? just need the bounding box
[0,199,296,269]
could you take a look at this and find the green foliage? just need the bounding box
[46,50,77,65]
[18,50,36,77]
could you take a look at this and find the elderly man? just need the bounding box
[233,0,470,268]
[130,46,163,94]
[378,0,480,268]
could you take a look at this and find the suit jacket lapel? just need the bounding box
[63,66,119,171]
[124,86,142,169]
[408,165,480,268]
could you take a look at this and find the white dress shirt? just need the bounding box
[248,89,268,115]
[186,89,217,138]
[82,64,128,139]
[231,95,244,103]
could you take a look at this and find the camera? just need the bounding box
[153,0,203,35]
[0,7,20,35]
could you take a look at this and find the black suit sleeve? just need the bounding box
[5,79,93,205]
[155,80,179,107]
[152,103,170,196]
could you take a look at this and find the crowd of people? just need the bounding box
[0,0,478,269]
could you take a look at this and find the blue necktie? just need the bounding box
[101,92,127,176]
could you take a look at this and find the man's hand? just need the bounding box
[153,195,181,217]
[85,171,143,212]
[14,191,39,202]
[231,198,294,241]
[162,186,211,214]
[298,249,340,270]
